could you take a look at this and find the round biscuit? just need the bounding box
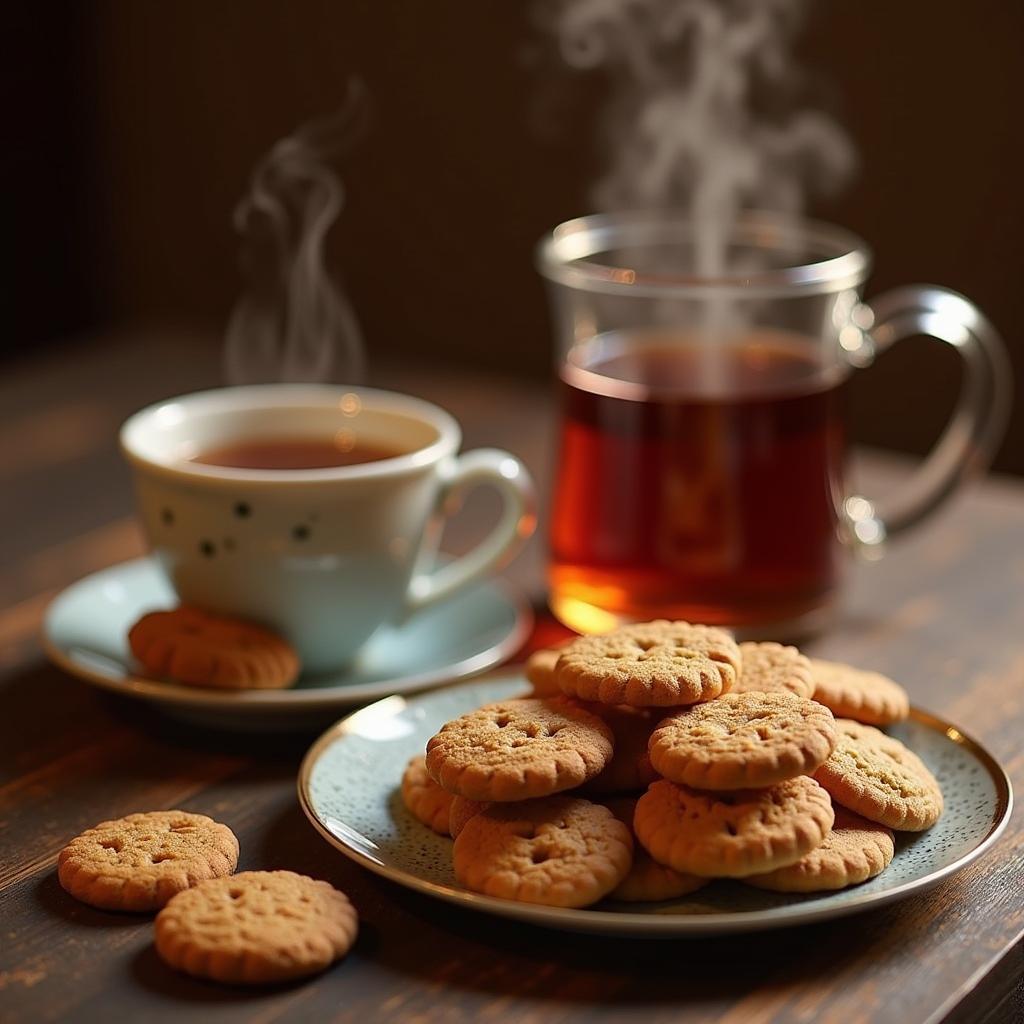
[634,776,834,878]
[733,642,815,698]
[155,871,357,984]
[425,697,614,802]
[604,798,707,903]
[648,692,837,790]
[814,719,943,830]
[128,606,299,689]
[401,756,454,835]
[744,807,895,892]
[554,621,740,707]
[58,810,239,912]
[453,797,633,908]
[810,658,910,725]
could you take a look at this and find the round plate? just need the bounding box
[298,675,1013,936]
[43,558,531,727]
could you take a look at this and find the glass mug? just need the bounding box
[537,211,1011,637]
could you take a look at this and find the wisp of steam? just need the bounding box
[225,83,368,385]
[542,0,856,275]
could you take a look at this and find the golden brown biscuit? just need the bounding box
[745,807,895,892]
[425,697,614,802]
[648,692,837,790]
[814,719,943,830]
[452,797,632,908]
[809,658,910,725]
[525,646,566,697]
[58,810,239,912]
[155,871,357,984]
[580,704,660,795]
[555,621,741,707]
[634,777,834,878]
[448,796,491,839]
[401,756,454,835]
[129,606,300,689]
[604,798,707,902]
[733,642,815,698]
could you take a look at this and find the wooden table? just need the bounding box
[2,330,1022,1023]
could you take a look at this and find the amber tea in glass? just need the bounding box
[538,212,1010,636]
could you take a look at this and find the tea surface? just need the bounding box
[192,437,403,470]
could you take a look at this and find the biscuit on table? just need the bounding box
[604,798,707,903]
[634,776,834,878]
[809,658,910,725]
[425,697,613,802]
[648,692,838,790]
[58,810,239,912]
[814,719,943,831]
[452,796,633,908]
[732,642,815,698]
[554,621,741,707]
[401,756,454,835]
[155,871,358,984]
[744,806,895,892]
[129,606,300,689]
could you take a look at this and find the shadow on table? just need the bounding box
[32,871,153,931]
[130,945,312,1004]
[0,657,318,781]
[94,692,319,760]
[368,880,913,1009]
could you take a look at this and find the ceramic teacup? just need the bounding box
[120,384,536,673]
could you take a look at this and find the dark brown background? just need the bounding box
[8,0,1024,472]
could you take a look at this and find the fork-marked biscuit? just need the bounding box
[810,658,909,725]
[453,797,632,908]
[733,642,815,698]
[744,807,895,892]
[604,798,707,902]
[129,606,299,689]
[814,719,942,830]
[555,621,740,707]
[648,692,837,790]
[425,697,613,802]
[155,871,357,983]
[58,810,239,912]
[634,776,834,878]
[401,756,454,835]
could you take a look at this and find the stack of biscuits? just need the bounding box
[401,621,944,908]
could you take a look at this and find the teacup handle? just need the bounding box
[404,449,536,613]
[840,285,1012,555]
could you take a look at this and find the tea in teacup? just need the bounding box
[191,437,405,470]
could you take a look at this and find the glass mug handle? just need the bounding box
[404,449,536,612]
[840,285,1013,554]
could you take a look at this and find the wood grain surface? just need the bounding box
[1,331,1021,1023]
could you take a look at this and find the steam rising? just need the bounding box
[225,84,368,385]
[543,0,855,273]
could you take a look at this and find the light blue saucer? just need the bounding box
[299,676,1012,936]
[43,558,532,728]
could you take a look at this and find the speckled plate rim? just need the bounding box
[41,558,533,714]
[297,679,1013,937]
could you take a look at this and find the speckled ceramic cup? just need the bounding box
[120,385,535,673]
